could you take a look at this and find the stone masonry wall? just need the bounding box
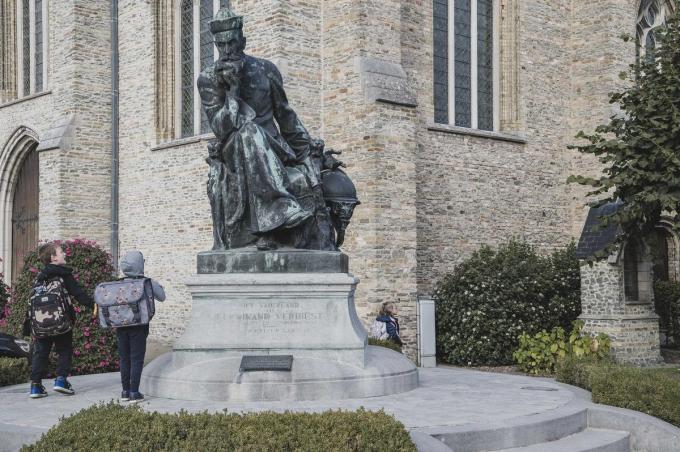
[1,0,660,361]
[408,0,576,298]
[0,0,112,263]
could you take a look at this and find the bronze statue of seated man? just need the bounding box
[199,7,358,251]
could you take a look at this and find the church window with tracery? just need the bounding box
[14,0,48,98]
[637,0,673,62]
[177,0,230,138]
[433,0,500,131]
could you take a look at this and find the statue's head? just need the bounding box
[210,7,246,61]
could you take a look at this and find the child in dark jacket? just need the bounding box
[29,242,94,398]
[375,301,403,346]
[115,250,165,403]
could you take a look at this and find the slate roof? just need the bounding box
[575,201,623,259]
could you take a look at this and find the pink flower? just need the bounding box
[74,349,81,357]
[74,306,81,314]
[83,330,90,337]
[29,267,38,273]
[84,342,92,350]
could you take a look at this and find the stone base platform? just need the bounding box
[143,250,418,402]
[3,367,679,452]
[142,345,418,402]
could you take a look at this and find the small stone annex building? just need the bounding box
[0,0,674,358]
[576,202,679,365]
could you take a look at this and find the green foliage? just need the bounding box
[513,320,611,375]
[653,280,680,346]
[23,402,417,452]
[556,359,680,428]
[1,239,118,375]
[0,258,9,322]
[368,337,403,353]
[568,2,680,257]
[434,240,581,366]
[0,357,29,387]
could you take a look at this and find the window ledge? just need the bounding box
[151,132,215,151]
[427,123,527,144]
[0,91,52,110]
[624,301,653,306]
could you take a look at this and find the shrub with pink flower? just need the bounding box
[0,239,118,375]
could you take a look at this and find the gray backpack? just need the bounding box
[94,278,155,328]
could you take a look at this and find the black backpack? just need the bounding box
[29,277,73,338]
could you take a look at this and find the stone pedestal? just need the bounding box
[142,249,418,401]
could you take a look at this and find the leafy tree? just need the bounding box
[568,1,680,257]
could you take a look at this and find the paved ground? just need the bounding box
[0,367,578,447]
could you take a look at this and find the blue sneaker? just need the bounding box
[120,390,130,402]
[53,376,75,395]
[29,383,48,399]
[128,392,145,403]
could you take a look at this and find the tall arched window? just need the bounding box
[176,0,230,138]
[15,0,47,98]
[180,0,194,138]
[624,240,640,302]
[637,0,673,61]
[433,0,500,131]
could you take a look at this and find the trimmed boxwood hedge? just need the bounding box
[556,357,680,428]
[23,403,417,452]
[0,357,28,387]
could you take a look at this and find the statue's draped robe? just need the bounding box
[198,55,313,248]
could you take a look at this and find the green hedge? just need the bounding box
[0,258,9,322]
[1,239,118,375]
[434,240,581,366]
[653,280,680,346]
[368,337,403,353]
[24,403,417,452]
[0,356,29,387]
[513,321,611,375]
[556,358,680,427]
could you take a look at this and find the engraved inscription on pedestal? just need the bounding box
[220,300,332,338]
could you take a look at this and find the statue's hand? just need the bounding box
[215,58,243,94]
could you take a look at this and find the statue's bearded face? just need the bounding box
[215,31,246,62]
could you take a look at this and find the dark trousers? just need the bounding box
[116,324,149,393]
[30,331,73,383]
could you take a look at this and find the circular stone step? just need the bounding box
[141,346,418,402]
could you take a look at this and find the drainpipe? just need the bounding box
[110,0,119,272]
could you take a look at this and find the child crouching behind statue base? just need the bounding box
[369,301,404,347]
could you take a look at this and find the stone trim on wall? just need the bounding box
[356,56,417,108]
[427,122,527,143]
[0,88,49,109]
[499,0,522,132]
[35,114,75,152]
[155,0,176,143]
[0,0,17,104]
[150,131,213,151]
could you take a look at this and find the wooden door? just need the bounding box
[11,146,39,281]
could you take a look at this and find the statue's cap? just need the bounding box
[210,7,243,35]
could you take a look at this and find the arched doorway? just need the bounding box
[11,146,39,281]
